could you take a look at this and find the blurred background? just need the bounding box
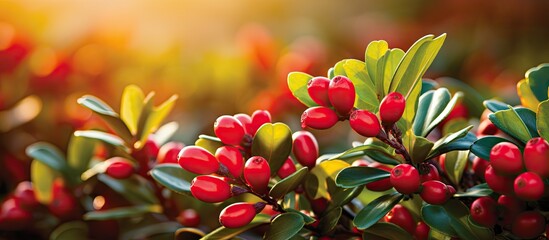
[1,0,549,197]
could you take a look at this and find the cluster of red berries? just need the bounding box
[301,75,406,138]
[177,110,321,228]
[468,137,549,238]
[384,204,430,240]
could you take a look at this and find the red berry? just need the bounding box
[420,164,440,182]
[447,185,456,196]
[328,76,356,115]
[190,175,232,203]
[250,110,272,135]
[390,164,420,194]
[301,106,339,129]
[310,197,328,215]
[277,157,297,179]
[292,131,319,168]
[215,146,245,177]
[420,180,451,205]
[219,202,259,228]
[49,180,78,220]
[157,141,185,164]
[234,113,253,135]
[514,172,545,201]
[498,195,526,229]
[484,165,514,195]
[307,76,331,107]
[177,209,201,227]
[524,137,549,178]
[477,119,499,136]
[511,211,546,239]
[106,160,134,179]
[379,92,406,124]
[0,197,32,230]
[384,204,415,234]
[214,115,246,145]
[472,157,490,179]
[490,142,523,176]
[349,109,381,137]
[178,146,220,175]
[244,156,271,194]
[365,162,393,192]
[414,221,430,240]
[132,137,159,174]
[13,181,39,210]
[470,197,498,227]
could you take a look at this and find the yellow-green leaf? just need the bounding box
[121,85,145,135]
[31,160,59,204]
[304,160,349,199]
[287,72,316,107]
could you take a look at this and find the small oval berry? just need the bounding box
[219,202,258,228]
[13,181,39,209]
[470,197,498,227]
[484,165,514,195]
[0,197,32,230]
[190,175,232,203]
[390,164,420,194]
[384,204,415,234]
[379,92,406,124]
[49,180,78,220]
[523,137,549,178]
[307,76,331,107]
[292,131,319,168]
[514,171,545,201]
[250,110,272,135]
[420,164,440,182]
[511,211,546,239]
[472,157,490,179]
[178,146,220,175]
[157,141,185,164]
[498,195,526,229]
[215,146,245,177]
[234,113,253,135]
[420,180,450,205]
[277,157,297,179]
[301,106,339,129]
[365,162,393,192]
[414,221,430,240]
[490,142,523,176]
[244,156,271,194]
[214,115,246,145]
[177,209,201,227]
[328,76,356,115]
[349,109,381,137]
[105,160,134,179]
[477,119,499,136]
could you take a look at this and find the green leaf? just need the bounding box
[77,95,133,143]
[538,100,549,141]
[265,212,305,240]
[318,207,342,234]
[26,142,69,178]
[151,121,179,146]
[74,130,130,152]
[269,167,309,199]
[67,135,96,182]
[421,204,456,237]
[525,63,549,102]
[444,150,469,186]
[489,107,532,143]
[483,99,508,112]
[121,85,145,135]
[470,136,510,160]
[354,192,403,229]
[409,134,434,164]
[327,67,335,79]
[428,127,476,159]
[328,186,363,211]
[397,73,423,132]
[329,144,398,165]
[421,79,439,95]
[195,135,224,154]
[150,164,192,196]
[49,221,88,240]
[454,183,493,198]
[362,222,414,240]
[31,160,59,204]
[202,214,271,240]
[304,160,349,199]
[382,49,405,94]
[123,223,184,240]
[81,157,136,181]
[333,59,347,76]
[343,59,378,112]
[98,174,159,205]
[514,107,539,138]
[284,208,316,224]
[251,123,293,176]
[413,88,463,137]
[136,94,178,149]
[517,79,540,111]
[365,40,388,96]
[335,166,390,188]
[287,72,316,107]
[84,205,163,220]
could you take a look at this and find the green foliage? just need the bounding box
[49,221,89,240]
[84,205,163,220]
[269,167,309,200]
[77,95,134,143]
[287,72,316,107]
[454,183,493,198]
[354,192,403,229]
[538,100,549,141]
[201,214,271,240]
[470,136,510,160]
[97,174,159,205]
[264,212,305,240]
[30,160,59,204]
[67,135,96,183]
[251,123,293,176]
[149,164,192,196]
[335,166,390,188]
[362,223,413,240]
[443,150,469,186]
[413,88,463,137]
[489,106,533,143]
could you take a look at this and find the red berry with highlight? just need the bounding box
[106,160,134,179]
[420,164,440,182]
[328,76,355,115]
[277,157,297,179]
[390,164,420,194]
[234,113,253,135]
[484,165,514,195]
[349,109,381,137]
[219,202,259,228]
[379,92,405,124]
[307,76,331,107]
[514,172,545,201]
[490,142,523,175]
[214,115,246,145]
[215,146,245,177]
[292,131,319,168]
[190,175,232,203]
[244,156,271,194]
[177,209,201,227]
[420,180,451,205]
[384,204,415,234]
[523,137,549,177]
[301,106,339,129]
[250,110,272,135]
[470,197,498,227]
[414,221,430,240]
[157,141,185,164]
[477,119,499,136]
[511,211,546,239]
[13,181,39,209]
[178,146,220,175]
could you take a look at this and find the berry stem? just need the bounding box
[376,127,413,164]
